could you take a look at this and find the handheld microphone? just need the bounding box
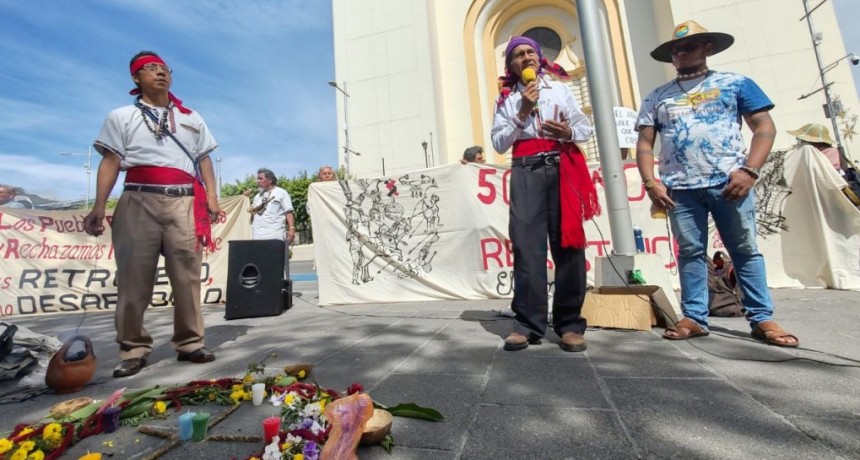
[522,67,536,84]
[521,68,540,121]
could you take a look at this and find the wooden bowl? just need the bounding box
[360,409,393,446]
[282,363,314,378]
[50,396,94,419]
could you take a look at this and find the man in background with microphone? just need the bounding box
[491,36,600,352]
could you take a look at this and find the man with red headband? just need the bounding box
[491,36,600,352]
[83,50,221,377]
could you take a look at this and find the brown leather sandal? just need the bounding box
[751,321,799,348]
[662,317,710,340]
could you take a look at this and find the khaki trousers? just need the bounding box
[112,191,205,360]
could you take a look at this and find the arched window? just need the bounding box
[523,27,562,63]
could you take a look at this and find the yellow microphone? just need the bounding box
[522,67,537,84]
[521,68,540,120]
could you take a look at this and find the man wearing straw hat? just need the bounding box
[788,123,841,171]
[635,21,798,347]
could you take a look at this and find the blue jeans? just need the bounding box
[668,183,774,330]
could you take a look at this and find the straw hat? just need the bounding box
[787,123,836,146]
[650,20,735,63]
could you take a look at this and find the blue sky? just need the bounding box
[0,0,336,201]
[1,1,859,201]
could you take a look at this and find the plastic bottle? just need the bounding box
[633,226,645,253]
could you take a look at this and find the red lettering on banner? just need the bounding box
[38,216,54,232]
[1,277,10,289]
[481,237,503,269]
[477,168,497,204]
[588,239,612,257]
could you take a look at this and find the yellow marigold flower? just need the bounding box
[10,449,27,460]
[27,449,45,460]
[0,438,13,454]
[319,399,327,412]
[103,440,114,447]
[232,384,243,392]
[243,374,254,383]
[208,393,217,401]
[285,394,295,405]
[19,440,35,453]
[297,370,306,378]
[294,454,304,460]
[249,457,260,460]
[243,391,251,401]
[230,391,243,403]
[18,427,34,437]
[44,433,62,449]
[42,423,62,439]
[153,401,167,414]
[280,442,292,450]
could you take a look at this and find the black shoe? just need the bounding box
[177,347,216,363]
[113,356,148,378]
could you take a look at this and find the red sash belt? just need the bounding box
[125,166,215,252]
[512,139,601,249]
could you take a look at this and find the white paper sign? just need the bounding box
[614,106,639,148]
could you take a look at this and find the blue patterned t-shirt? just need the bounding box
[635,71,774,189]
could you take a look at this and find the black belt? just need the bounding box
[512,151,560,167]
[124,184,194,196]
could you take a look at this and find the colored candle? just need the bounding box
[102,406,122,433]
[191,412,210,442]
[262,416,281,444]
[252,383,266,406]
[178,411,196,441]
[78,453,102,460]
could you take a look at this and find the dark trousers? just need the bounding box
[509,157,588,338]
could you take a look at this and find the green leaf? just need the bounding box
[383,403,444,422]
[381,435,394,453]
[62,402,101,422]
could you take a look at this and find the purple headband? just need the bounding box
[504,36,543,66]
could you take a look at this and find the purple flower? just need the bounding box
[300,418,315,429]
[303,441,320,460]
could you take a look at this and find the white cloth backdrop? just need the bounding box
[309,157,860,306]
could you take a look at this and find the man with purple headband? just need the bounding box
[83,50,221,377]
[491,36,600,352]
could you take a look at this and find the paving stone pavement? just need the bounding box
[2,264,859,459]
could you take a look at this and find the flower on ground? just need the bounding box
[293,455,304,460]
[27,450,45,460]
[17,427,34,437]
[302,441,320,460]
[153,401,167,415]
[230,390,246,403]
[0,438,13,454]
[10,449,27,460]
[243,374,255,384]
[208,393,217,401]
[18,441,35,453]
[297,370,306,379]
[262,435,281,460]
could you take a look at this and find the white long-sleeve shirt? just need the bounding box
[491,76,592,154]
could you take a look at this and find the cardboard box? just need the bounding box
[582,286,678,331]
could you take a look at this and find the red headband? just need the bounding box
[128,55,192,114]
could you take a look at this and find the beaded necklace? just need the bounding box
[137,97,172,140]
[676,66,709,81]
[674,70,712,111]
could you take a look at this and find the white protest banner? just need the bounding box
[613,106,639,148]
[0,196,249,318]
[308,157,860,306]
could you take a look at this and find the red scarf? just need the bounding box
[126,166,215,252]
[128,55,192,114]
[512,138,600,249]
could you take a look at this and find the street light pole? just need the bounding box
[328,80,352,176]
[802,0,848,168]
[59,146,93,208]
[216,157,223,196]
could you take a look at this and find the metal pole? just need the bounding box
[382,158,386,176]
[343,81,351,177]
[803,0,847,168]
[575,0,635,255]
[85,146,92,209]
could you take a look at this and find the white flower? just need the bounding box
[285,433,303,445]
[301,401,322,418]
[262,435,281,460]
[270,392,285,407]
[310,420,325,435]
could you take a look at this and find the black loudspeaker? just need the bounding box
[225,240,289,320]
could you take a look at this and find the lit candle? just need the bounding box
[178,411,196,441]
[192,412,210,442]
[262,416,281,444]
[252,383,266,406]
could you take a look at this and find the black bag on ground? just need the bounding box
[707,251,744,317]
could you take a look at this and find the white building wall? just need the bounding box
[332,0,860,178]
